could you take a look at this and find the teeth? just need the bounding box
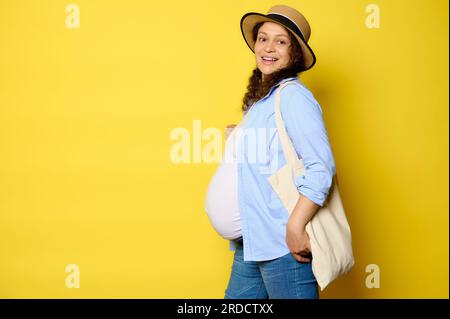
[263,57,277,61]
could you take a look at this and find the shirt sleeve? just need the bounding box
[280,89,336,207]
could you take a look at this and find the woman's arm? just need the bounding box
[280,88,336,262]
[286,195,319,262]
[281,89,336,206]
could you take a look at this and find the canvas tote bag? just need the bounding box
[268,81,355,291]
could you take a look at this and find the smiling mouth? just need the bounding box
[261,56,278,65]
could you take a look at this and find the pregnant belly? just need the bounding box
[205,160,242,240]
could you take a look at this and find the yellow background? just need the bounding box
[0,0,448,298]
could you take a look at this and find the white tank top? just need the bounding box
[205,126,242,240]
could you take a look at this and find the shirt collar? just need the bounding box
[262,76,299,101]
[245,76,299,113]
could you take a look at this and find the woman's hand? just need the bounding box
[286,214,312,263]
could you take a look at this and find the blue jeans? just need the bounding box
[224,239,319,299]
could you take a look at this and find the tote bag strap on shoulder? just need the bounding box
[274,81,304,168]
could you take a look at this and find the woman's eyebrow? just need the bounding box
[258,31,289,38]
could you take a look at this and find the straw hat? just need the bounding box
[240,5,316,71]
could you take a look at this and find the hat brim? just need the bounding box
[240,12,316,71]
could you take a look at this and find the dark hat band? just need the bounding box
[266,13,306,42]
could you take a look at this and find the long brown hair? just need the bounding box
[242,21,306,113]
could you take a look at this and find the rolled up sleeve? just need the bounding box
[280,89,336,206]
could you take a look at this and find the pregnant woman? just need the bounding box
[205,5,336,299]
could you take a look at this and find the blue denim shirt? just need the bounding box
[231,77,336,261]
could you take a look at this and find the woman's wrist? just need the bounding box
[287,212,308,230]
[289,195,320,229]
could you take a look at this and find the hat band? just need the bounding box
[266,13,306,42]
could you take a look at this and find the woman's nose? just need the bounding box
[264,40,275,52]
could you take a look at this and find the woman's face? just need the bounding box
[254,22,292,78]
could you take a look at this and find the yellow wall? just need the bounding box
[0,0,448,298]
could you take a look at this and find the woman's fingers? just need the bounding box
[292,252,311,263]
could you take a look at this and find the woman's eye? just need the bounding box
[257,37,287,44]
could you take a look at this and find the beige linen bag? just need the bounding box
[268,81,355,291]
